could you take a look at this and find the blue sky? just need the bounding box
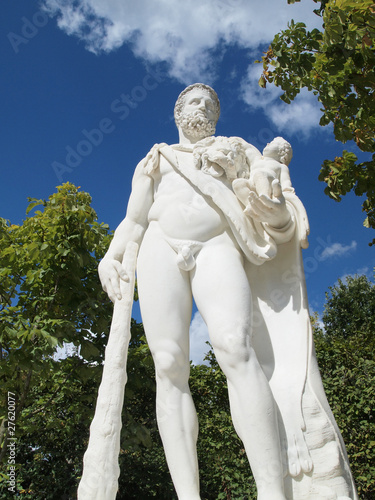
[2,0,374,363]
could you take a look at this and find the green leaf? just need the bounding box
[256,1,375,242]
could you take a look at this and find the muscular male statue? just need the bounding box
[98,84,357,500]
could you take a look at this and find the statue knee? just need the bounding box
[211,321,253,370]
[153,348,189,385]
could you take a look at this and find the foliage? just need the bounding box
[117,325,174,499]
[259,0,375,239]
[0,183,114,496]
[322,274,375,338]
[313,275,375,498]
[1,359,101,499]
[192,351,257,500]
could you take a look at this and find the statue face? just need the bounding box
[181,89,217,124]
[178,89,217,140]
[263,142,280,160]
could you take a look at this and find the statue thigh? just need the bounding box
[191,234,254,365]
[136,226,193,376]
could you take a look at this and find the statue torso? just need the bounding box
[147,148,229,242]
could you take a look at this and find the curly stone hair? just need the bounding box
[174,83,220,126]
[272,137,293,166]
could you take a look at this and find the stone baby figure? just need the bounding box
[233,137,293,215]
[254,137,293,195]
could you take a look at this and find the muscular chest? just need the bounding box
[148,150,228,240]
[153,152,197,199]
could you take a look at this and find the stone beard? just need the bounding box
[177,109,216,140]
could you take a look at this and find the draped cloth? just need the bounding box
[143,141,358,500]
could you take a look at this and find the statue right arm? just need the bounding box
[99,160,154,302]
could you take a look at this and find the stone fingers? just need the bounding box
[246,191,280,221]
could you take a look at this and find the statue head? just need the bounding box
[263,137,293,166]
[174,84,220,141]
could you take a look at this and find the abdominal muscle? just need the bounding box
[147,167,228,242]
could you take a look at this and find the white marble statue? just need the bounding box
[94,84,358,499]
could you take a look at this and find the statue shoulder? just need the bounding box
[140,142,169,175]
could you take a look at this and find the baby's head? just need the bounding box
[263,137,293,166]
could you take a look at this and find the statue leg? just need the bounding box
[192,235,286,500]
[137,229,200,500]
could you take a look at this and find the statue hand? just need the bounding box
[244,179,291,228]
[98,257,129,303]
[278,405,313,478]
[284,427,313,477]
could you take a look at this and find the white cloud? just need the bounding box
[241,64,283,109]
[189,311,210,365]
[42,1,324,137]
[338,266,372,284]
[320,240,357,261]
[42,0,321,84]
[240,65,323,137]
[267,91,322,136]
[356,266,370,276]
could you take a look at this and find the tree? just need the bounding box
[0,185,162,498]
[322,274,375,338]
[0,183,114,496]
[191,351,257,500]
[313,275,375,498]
[3,358,102,499]
[0,321,159,499]
[259,0,375,239]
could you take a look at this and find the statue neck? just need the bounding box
[178,127,212,145]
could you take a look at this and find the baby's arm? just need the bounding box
[279,164,293,192]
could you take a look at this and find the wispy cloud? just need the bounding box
[42,0,321,82]
[320,240,357,261]
[338,266,373,284]
[240,65,323,137]
[189,311,210,365]
[42,1,323,137]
